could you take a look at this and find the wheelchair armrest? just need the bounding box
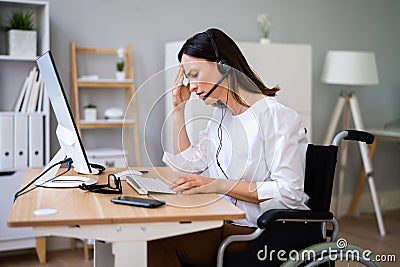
[257,209,334,229]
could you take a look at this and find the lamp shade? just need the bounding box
[321,50,379,85]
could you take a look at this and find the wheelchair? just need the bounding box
[217,130,382,267]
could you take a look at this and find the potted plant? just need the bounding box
[83,103,97,122]
[115,47,125,81]
[116,59,125,80]
[1,10,37,57]
[257,14,271,44]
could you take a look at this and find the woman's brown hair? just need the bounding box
[178,28,280,106]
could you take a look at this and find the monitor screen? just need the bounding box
[36,51,93,175]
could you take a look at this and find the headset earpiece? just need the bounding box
[217,59,230,74]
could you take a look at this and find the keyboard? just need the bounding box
[125,175,176,195]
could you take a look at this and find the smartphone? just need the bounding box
[110,196,166,208]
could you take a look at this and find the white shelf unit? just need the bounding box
[0,0,49,260]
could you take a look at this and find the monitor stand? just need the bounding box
[34,148,97,188]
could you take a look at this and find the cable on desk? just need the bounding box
[13,158,73,202]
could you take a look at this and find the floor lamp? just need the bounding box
[321,50,386,236]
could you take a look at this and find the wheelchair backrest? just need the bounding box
[304,144,338,212]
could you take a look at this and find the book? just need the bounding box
[14,76,29,112]
[20,67,37,112]
[27,72,42,113]
[36,79,44,112]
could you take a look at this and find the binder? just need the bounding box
[28,114,44,167]
[14,113,28,169]
[0,114,14,170]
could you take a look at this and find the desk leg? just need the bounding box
[35,236,46,264]
[94,240,114,267]
[94,240,147,267]
[113,241,146,267]
[36,220,223,266]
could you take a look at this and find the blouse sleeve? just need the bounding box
[256,104,309,210]
[162,127,211,174]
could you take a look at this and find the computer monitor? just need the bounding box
[35,51,97,187]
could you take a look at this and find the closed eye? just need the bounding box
[187,70,198,79]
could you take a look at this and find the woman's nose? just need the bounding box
[189,82,197,92]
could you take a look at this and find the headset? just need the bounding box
[202,30,232,102]
[202,30,238,205]
[204,30,230,74]
[201,30,235,188]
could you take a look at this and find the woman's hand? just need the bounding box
[171,174,265,203]
[172,65,191,111]
[170,174,218,194]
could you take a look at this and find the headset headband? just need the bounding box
[205,30,221,62]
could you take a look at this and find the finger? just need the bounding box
[170,176,190,188]
[174,65,183,81]
[182,186,201,195]
[173,181,196,193]
[174,66,184,84]
[171,177,199,192]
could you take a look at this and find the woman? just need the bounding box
[149,28,309,267]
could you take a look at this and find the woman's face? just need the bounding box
[181,54,226,105]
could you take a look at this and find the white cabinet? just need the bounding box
[86,148,126,168]
[164,41,312,153]
[0,0,50,255]
[0,170,39,251]
[237,42,312,137]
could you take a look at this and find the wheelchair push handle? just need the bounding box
[345,130,374,144]
[333,130,374,146]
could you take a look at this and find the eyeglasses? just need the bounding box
[79,174,122,194]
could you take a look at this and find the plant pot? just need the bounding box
[84,108,97,122]
[259,38,271,44]
[7,29,37,57]
[116,71,125,81]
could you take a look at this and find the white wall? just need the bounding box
[38,0,399,196]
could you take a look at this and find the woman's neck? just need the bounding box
[226,89,265,115]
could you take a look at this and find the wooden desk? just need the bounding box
[368,129,400,142]
[8,167,245,267]
[349,129,400,218]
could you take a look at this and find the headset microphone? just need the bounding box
[202,67,231,101]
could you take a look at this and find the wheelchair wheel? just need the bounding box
[281,241,381,267]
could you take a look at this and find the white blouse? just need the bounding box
[163,97,309,227]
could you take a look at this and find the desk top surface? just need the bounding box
[8,167,245,227]
[367,129,400,141]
